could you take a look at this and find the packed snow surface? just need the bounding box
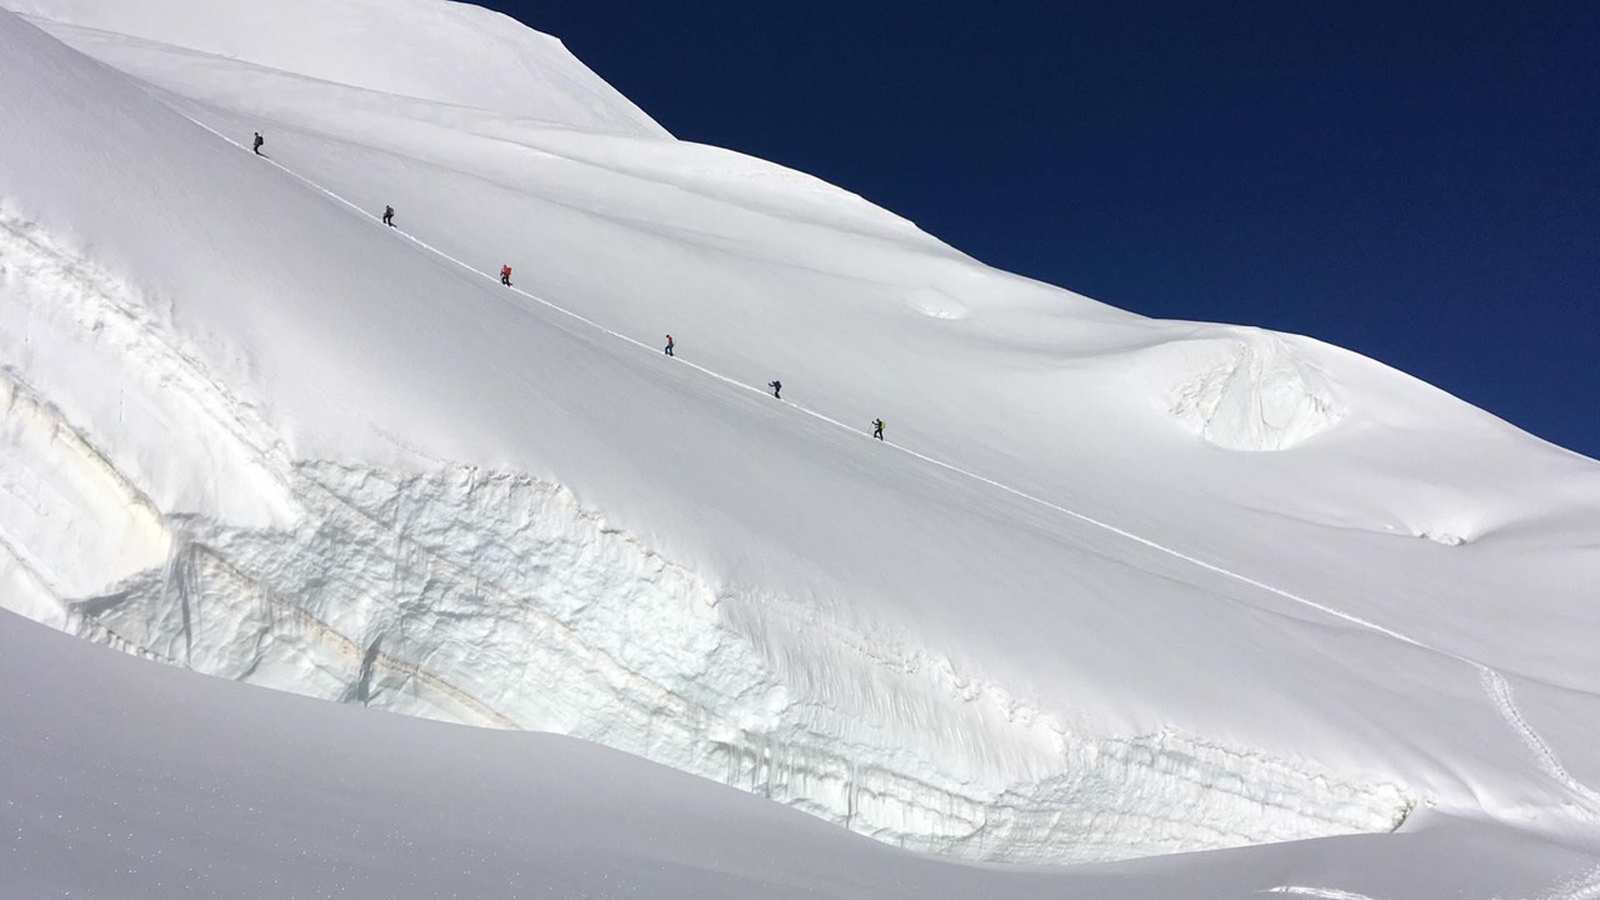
[2,0,1599,886]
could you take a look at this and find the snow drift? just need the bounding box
[12,607,1597,900]
[3,0,1600,880]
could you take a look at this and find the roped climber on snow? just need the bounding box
[229,132,897,452]
[230,126,907,459]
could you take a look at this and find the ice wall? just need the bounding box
[1,208,1411,863]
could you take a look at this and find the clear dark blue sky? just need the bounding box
[495,2,1598,458]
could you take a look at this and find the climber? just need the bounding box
[252,131,264,155]
[872,418,885,441]
[382,205,395,227]
[500,264,513,286]
[664,334,675,357]
[769,380,782,399]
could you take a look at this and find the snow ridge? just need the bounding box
[170,109,1600,824]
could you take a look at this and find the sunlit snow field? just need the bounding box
[1,0,1598,896]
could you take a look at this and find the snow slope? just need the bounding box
[10,608,1597,900]
[1,0,1598,881]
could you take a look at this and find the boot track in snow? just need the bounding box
[152,107,1600,823]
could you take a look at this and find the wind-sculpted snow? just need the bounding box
[1168,330,1344,451]
[0,195,1411,862]
[0,205,1413,857]
[8,609,1597,900]
[4,0,1600,884]
[63,456,1413,862]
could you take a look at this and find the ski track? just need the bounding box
[166,107,1600,817]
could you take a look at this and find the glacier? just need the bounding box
[2,0,1599,890]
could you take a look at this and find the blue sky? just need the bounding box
[494,2,1598,458]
